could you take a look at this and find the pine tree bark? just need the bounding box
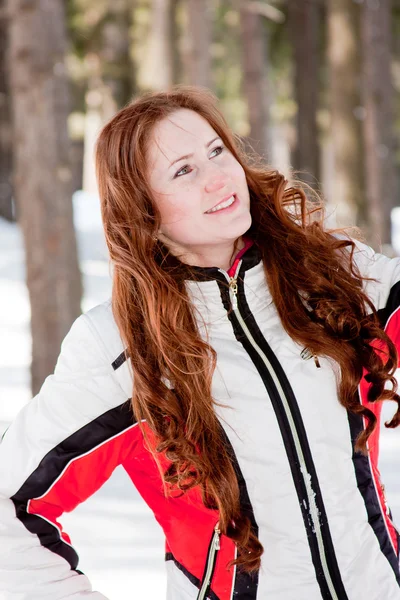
[140,0,174,90]
[100,0,134,111]
[8,0,82,395]
[170,0,181,84]
[361,0,395,246]
[0,0,14,221]
[239,0,269,158]
[288,0,320,189]
[327,0,365,228]
[184,0,212,88]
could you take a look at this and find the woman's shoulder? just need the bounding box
[82,297,116,348]
[58,298,127,380]
[332,233,400,312]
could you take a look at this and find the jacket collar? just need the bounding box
[185,248,268,327]
[186,239,262,282]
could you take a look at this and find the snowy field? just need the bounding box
[1,193,400,599]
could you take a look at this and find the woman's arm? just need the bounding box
[0,312,135,599]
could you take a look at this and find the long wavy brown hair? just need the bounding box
[95,85,400,573]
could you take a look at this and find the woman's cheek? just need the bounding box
[234,160,246,176]
[171,193,195,222]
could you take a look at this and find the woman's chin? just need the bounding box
[227,212,252,240]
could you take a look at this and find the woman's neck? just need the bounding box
[163,237,245,272]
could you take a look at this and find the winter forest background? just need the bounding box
[1,1,400,598]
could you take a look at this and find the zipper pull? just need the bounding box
[229,278,238,310]
[214,523,221,550]
[300,347,321,368]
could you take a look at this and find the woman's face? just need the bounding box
[146,108,252,267]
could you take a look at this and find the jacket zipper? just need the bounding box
[219,261,340,600]
[196,522,221,600]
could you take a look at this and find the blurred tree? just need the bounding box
[239,0,270,158]
[140,0,174,89]
[100,0,134,111]
[327,0,365,228]
[361,0,396,246]
[0,0,14,221]
[67,0,135,111]
[212,1,246,131]
[8,0,82,395]
[170,0,182,83]
[265,3,294,174]
[67,0,136,193]
[288,0,321,189]
[183,0,212,87]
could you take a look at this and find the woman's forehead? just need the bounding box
[148,109,218,167]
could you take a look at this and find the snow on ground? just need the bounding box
[1,193,400,599]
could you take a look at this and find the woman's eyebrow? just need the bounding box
[168,136,221,168]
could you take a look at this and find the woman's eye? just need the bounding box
[210,145,224,158]
[174,146,224,178]
[175,165,191,178]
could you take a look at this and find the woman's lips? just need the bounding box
[204,194,238,215]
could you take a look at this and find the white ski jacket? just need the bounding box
[1,239,400,600]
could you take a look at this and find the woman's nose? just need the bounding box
[204,172,229,194]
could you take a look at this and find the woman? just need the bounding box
[1,85,400,600]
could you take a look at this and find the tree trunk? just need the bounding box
[8,0,83,395]
[361,0,395,246]
[183,0,212,88]
[288,0,320,190]
[327,0,365,228]
[170,0,181,84]
[0,0,14,221]
[239,1,270,158]
[77,1,136,195]
[100,0,134,111]
[140,0,174,90]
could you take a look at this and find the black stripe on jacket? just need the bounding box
[219,425,260,599]
[11,401,135,570]
[165,552,220,600]
[347,410,400,584]
[348,281,400,585]
[216,273,349,600]
[376,280,400,328]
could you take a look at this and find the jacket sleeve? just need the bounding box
[0,312,137,599]
[350,239,400,318]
